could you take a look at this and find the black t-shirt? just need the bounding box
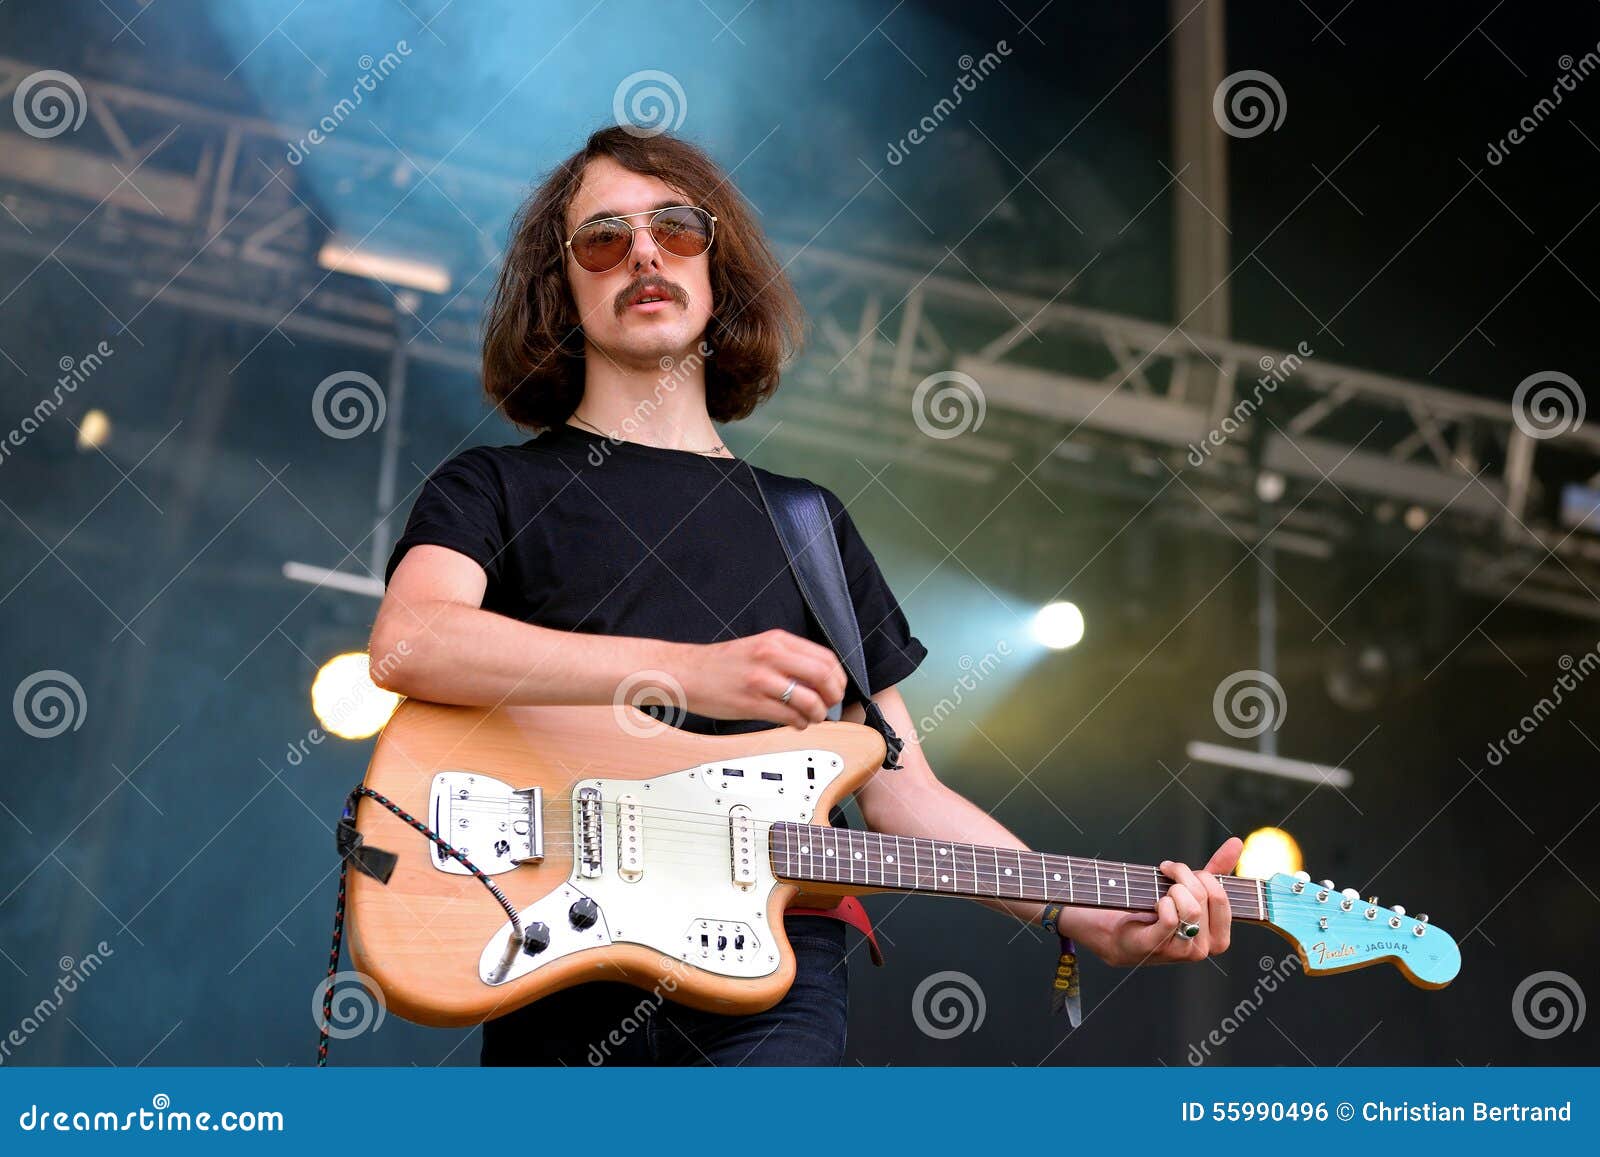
[384,423,927,712]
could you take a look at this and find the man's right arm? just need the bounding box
[369,544,847,729]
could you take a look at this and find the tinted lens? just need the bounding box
[570,218,633,272]
[650,207,713,258]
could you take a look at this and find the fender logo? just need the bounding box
[1308,939,1410,965]
[1308,940,1356,964]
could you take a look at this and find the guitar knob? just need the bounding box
[1391,904,1406,916]
[521,921,551,955]
[1292,871,1310,883]
[569,897,599,930]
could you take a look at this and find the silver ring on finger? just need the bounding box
[1178,921,1201,940]
[778,679,797,704]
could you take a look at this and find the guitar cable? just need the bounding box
[318,785,525,1066]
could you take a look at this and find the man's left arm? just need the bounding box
[844,686,1244,968]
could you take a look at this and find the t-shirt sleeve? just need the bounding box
[820,486,928,697]
[384,449,508,587]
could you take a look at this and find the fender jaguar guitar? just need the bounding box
[343,700,1460,1028]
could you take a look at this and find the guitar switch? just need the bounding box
[569,897,599,930]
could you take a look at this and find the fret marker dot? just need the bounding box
[1053,873,1061,881]
[885,855,895,864]
[824,849,833,857]
[938,848,949,856]
[853,851,863,860]
[1003,867,1013,876]
[940,874,949,883]
[1105,878,1116,887]
[799,847,809,855]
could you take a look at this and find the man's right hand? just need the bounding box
[676,629,848,728]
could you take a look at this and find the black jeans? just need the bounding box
[480,916,849,1066]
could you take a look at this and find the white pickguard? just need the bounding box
[477,749,846,986]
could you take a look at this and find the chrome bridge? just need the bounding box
[426,772,542,876]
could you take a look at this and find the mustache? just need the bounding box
[614,276,688,317]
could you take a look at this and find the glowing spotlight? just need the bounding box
[1235,826,1304,879]
[311,652,400,740]
[76,410,111,451]
[1031,601,1085,650]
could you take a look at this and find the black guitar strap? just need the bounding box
[748,469,905,771]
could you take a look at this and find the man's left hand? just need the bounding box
[1063,836,1244,968]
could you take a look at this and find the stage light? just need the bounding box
[1235,826,1304,879]
[1031,600,1085,650]
[311,651,400,740]
[317,240,451,294]
[1255,470,1286,503]
[76,409,111,451]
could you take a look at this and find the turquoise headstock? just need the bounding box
[1260,872,1461,989]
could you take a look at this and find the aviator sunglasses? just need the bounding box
[564,205,717,273]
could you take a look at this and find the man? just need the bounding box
[370,125,1241,1065]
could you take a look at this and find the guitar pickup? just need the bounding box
[729,805,757,888]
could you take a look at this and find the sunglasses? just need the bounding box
[564,205,717,273]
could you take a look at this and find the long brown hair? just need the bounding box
[482,127,806,431]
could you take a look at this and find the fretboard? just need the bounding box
[767,822,1266,922]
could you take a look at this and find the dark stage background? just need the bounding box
[1,0,1597,1067]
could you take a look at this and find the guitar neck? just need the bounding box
[768,822,1267,922]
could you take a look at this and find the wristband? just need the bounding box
[1040,903,1081,1027]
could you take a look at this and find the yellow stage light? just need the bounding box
[311,651,399,740]
[1236,826,1303,879]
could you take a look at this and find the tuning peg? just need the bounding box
[1292,871,1310,883]
[1391,904,1406,916]
[1367,896,1378,905]
[1418,914,1429,924]
[1320,879,1335,889]
[1341,887,1359,900]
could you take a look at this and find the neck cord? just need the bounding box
[570,412,729,457]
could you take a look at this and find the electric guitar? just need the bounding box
[344,700,1460,1027]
